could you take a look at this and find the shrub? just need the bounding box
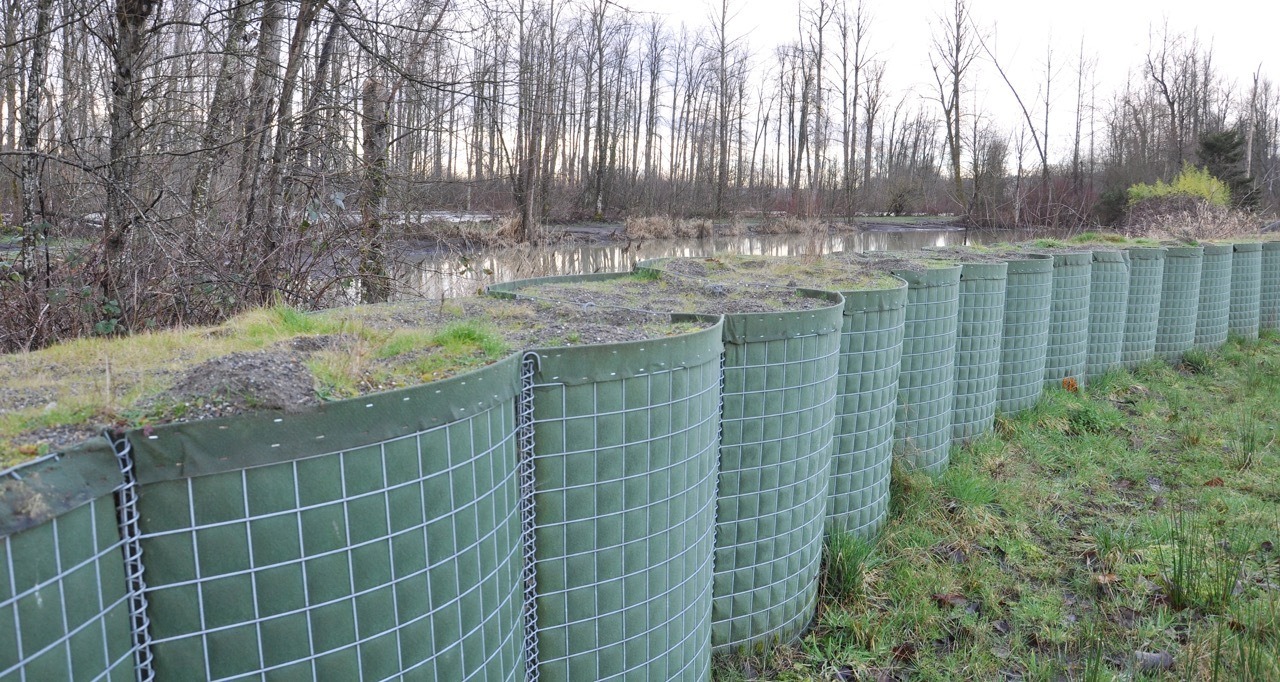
[1128,163,1231,209]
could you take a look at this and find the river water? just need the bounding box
[388,225,1043,300]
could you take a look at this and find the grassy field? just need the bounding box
[717,334,1280,681]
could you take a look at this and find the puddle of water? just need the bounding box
[386,227,1038,300]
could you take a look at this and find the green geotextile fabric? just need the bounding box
[827,283,907,538]
[1122,248,1167,368]
[1193,244,1233,349]
[1261,242,1280,331]
[1043,252,1092,388]
[0,439,135,680]
[951,263,1008,443]
[996,256,1054,415]
[1230,243,1262,340]
[711,302,842,651]
[132,355,526,681]
[1085,250,1130,382]
[892,266,962,474]
[1155,246,1204,361]
[526,324,723,681]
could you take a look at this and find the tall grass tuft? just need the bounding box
[820,531,878,604]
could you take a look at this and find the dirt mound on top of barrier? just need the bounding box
[164,350,320,418]
[659,255,901,292]
[514,271,830,315]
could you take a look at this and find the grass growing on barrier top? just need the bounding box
[714,334,1280,681]
[0,299,710,464]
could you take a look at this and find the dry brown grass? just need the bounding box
[1131,203,1264,242]
[757,216,824,235]
[623,216,714,239]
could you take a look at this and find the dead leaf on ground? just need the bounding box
[891,642,917,663]
[1204,477,1225,487]
[932,593,968,609]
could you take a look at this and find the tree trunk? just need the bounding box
[359,78,391,303]
[104,0,158,303]
[19,0,53,272]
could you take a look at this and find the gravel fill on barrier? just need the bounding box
[0,298,711,465]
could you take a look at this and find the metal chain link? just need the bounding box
[517,353,541,682]
[107,431,155,682]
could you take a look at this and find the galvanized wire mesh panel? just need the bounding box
[1261,242,1280,331]
[131,357,526,682]
[713,308,842,651]
[951,263,1008,443]
[1155,246,1204,362]
[1043,253,1092,388]
[1122,248,1166,368]
[996,256,1053,415]
[1194,244,1233,350]
[0,439,136,681]
[1085,250,1130,383]
[1229,243,1262,340]
[527,327,722,681]
[893,266,961,474]
[828,284,907,538]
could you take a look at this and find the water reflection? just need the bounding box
[390,226,1022,300]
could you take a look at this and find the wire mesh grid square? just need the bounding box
[952,274,1007,442]
[712,331,840,650]
[0,494,135,681]
[528,360,719,681]
[996,269,1053,415]
[1085,255,1131,382]
[828,303,906,537]
[1229,247,1262,340]
[1122,254,1166,368]
[1043,260,1091,387]
[1155,252,1203,361]
[895,280,961,474]
[134,403,525,682]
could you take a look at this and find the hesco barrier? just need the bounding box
[1155,246,1204,361]
[0,438,139,680]
[827,283,907,539]
[1193,243,1233,349]
[892,265,962,474]
[1043,252,1092,388]
[1122,247,1166,368]
[524,326,723,680]
[996,255,1054,415]
[1229,243,1262,340]
[951,262,1008,443]
[708,298,841,651]
[1085,250,1130,383]
[1262,242,1280,331]
[497,267,844,655]
[129,355,527,681]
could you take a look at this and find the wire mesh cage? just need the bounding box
[996,255,1054,415]
[1043,252,1092,388]
[1121,248,1167,369]
[892,266,962,474]
[129,356,527,682]
[1229,243,1262,340]
[1155,246,1204,362]
[1193,244,1233,350]
[1085,250,1131,383]
[951,262,1008,442]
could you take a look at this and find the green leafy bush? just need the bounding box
[1128,163,1232,208]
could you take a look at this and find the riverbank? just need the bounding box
[716,334,1279,680]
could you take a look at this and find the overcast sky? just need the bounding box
[623,0,1278,157]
